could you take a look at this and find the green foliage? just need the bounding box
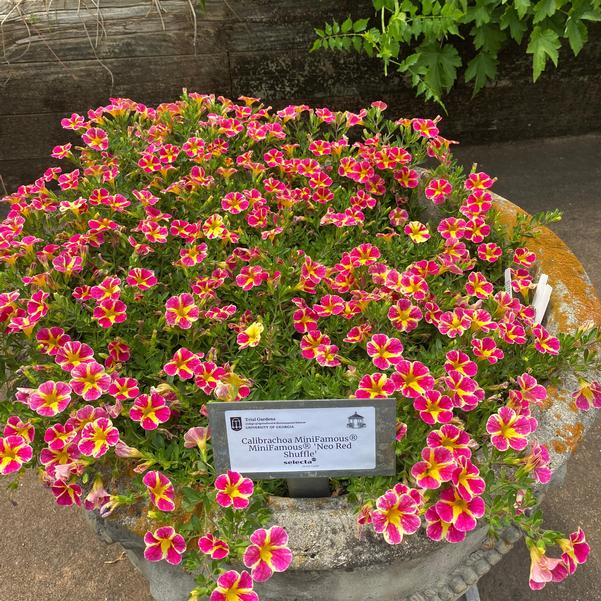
[313,0,601,106]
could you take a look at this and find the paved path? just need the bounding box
[0,135,599,601]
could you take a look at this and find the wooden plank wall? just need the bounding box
[1,0,601,192]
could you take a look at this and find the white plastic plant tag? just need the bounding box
[533,284,552,324]
[504,268,512,297]
[531,273,549,308]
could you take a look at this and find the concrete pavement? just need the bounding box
[0,134,599,601]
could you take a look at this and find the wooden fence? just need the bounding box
[1,0,600,191]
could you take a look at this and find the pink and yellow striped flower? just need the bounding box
[209,570,258,601]
[70,361,111,401]
[366,334,404,370]
[55,340,95,372]
[93,298,127,328]
[78,417,119,458]
[214,470,254,509]
[144,527,186,565]
[129,392,171,430]
[355,372,396,399]
[4,415,35,443]
[413,390,454,425]
[0,435,33,475]
[29,381,72,417]
[559,528,590,575]
[435,486,485,533]
[237,322,264,349]
[242,526,293,582]
[142,470,176,512]
[486,406,532,452]
[165,293,200,329]
[425,505,466,544]
[392,360,435,399]
[108,376,139,401]
[36,327,71,356]
[572,380,601,411]
[51,480,82,506]
[371,487,421,545]
[163,348,201,380]
[198,533,230,560]
[411,446,456,489]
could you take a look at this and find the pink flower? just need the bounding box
[486,406,532,451]
[435,486,485,533]
[198,533,229,560]
[165,293,200,329]
[413,390,454,425]
[129,392,171,430]
[391,360,434,399]
[404,221,430,243]
[183,426,210,452]
[572,380,601,411]
[411,446,456,489]
[471,337,504,364]
[163,348,201,380]
[237,322,264,349]
[51,480,82,506]
[235,265,268,291]
[387,299,422,332]
[516,373,547,405]
[425,178,452,204]
[92,299,127,328]
[559,528,590,575]
[108,376,139,401]
[532,324,560,355]
[451,456,486,501]
[70,361,111,401]
[3,416,35,443]
[371,487,421,544]
[55,340,94,372]
[465,272,493,299]
[366,334,404,370]
[214,470,254,509]
[144,527,186,565]
[209,570,258,601]
[82,127,109,151]
[528,545,569,590]
[36,327,71,356]
[78,417,119,458]
[521,442,552,484]
[444,350,477,378]
[126,268,157,290]
[0,435,33,475]
[425,505,465,543]
[243,526,293,581]
[142,470,176,512]
[354,373,396,399]
[29,381,72,417]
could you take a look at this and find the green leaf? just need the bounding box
[533,0,557,24]
[353,18,370,32]
[565,17,587,55]
[465,51,498,94]
[419,43,462,99]
[310,39,322,52]
[580,10,601,22]
[341,17,353,33]
[500,7,528,43]
[527,26,561,80]
[514,0,532,19]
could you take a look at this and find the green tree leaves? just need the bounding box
[527,27,561,80]
[313,0,601,105]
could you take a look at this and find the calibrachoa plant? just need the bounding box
[0,93,600,596]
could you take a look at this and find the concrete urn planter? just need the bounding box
[86,195,601,601]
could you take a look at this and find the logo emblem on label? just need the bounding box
[347,412,366,429]
[229,416,243,431]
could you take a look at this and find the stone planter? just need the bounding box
[85,194,601,601]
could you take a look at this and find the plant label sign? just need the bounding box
[208,398,396,479]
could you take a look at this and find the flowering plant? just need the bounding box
[1,93,599,597]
